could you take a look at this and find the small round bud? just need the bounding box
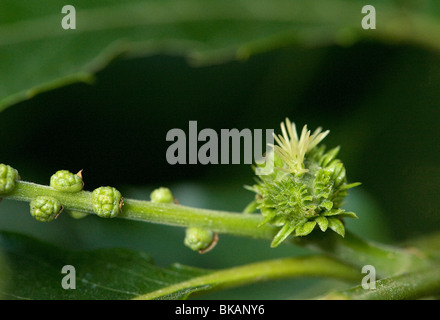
[30,196,63,222]
[50,170,83,192]
[150,187,174,204]
[67,210,89,220]
[0,164,19,195]
[92,186,122,218]
[184,227,217,253]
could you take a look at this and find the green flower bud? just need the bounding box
[67,210,89,220]
[150,187,174,204]
[92,186,123,218]
[0,164,19,195]
[184,227,217,253]
[30,196,63,222]
[50,170,83,192]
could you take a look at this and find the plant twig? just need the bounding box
[134,255,362,300]
[3,180,432,277]
[320,266,440,300]
[292,230,431,277]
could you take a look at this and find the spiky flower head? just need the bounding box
[248,118,360,247]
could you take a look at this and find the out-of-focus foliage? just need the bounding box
[0,0,439,299]
[2,0,440,111]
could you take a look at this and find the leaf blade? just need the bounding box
[2,0,440,112]
[0,231,208,300]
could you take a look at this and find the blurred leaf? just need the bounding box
[0,231,362,300]
[1,0,440,111]
[138,255,362,300]
[0,231,209,299]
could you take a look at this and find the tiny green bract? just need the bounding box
[92,186,123,218]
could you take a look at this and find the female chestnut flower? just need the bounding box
[247,118,360,247]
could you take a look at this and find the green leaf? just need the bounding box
[0,231,208,299]
[0,231,363,300]
[295,220,317,236]
[341,182,362,190]
[320,200,333,211]
[323,209,358,219]
[270,223,296,248]
[328,217,345,237]
[323,208,344,216]
[315,216,329,232]
[339,211,359,219]
[2,0,440,111]
[320,146,340,168]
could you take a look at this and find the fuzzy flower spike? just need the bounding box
[273,118,330,175]
[248,118,360,247]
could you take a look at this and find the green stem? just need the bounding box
[5,181,278,239]
[3,181,431,276]
[292,230,431,277]
[134,255,361,300]
[121,198,276,239]
[321,266,440,300]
